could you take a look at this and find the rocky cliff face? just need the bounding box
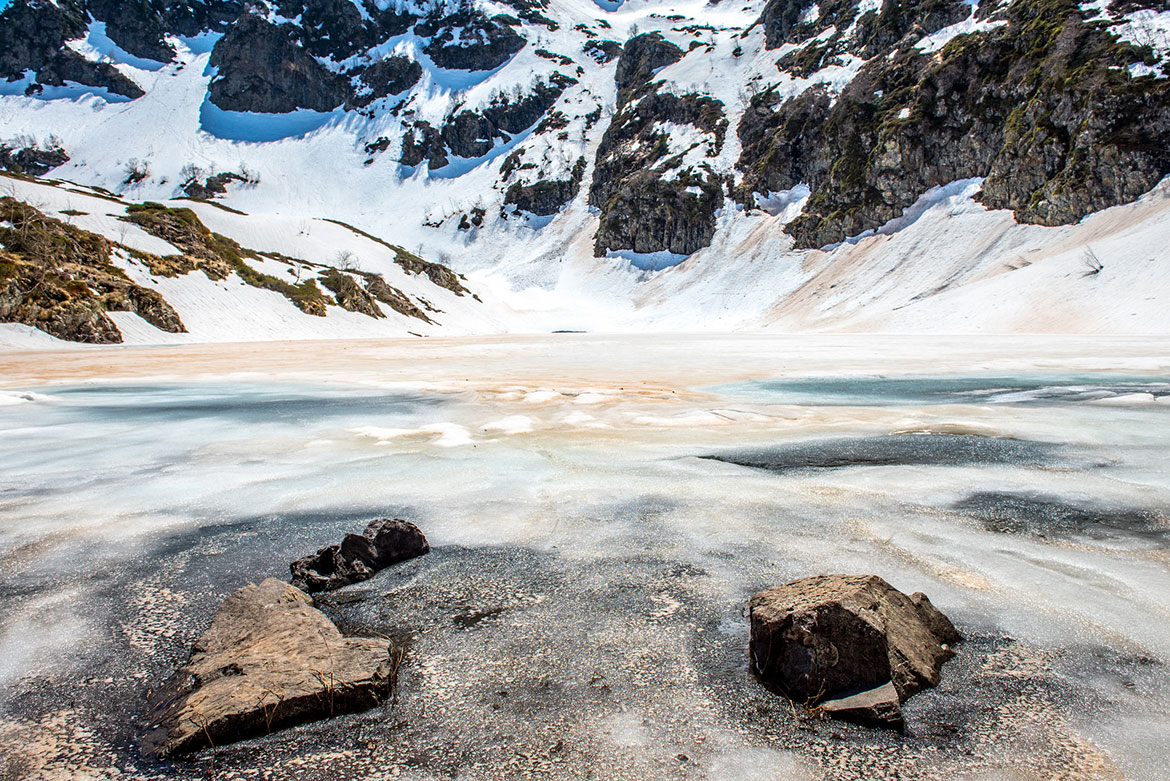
[739,0,1170,248]
[3,0,1170,265]
[416,7,527,71]
[504,156,587,216]
[208,14,352,114]
[86,0,176,63]
[0,0,145,99]
[0,0,89,81]
[205,2,425,114]
[759,0,971,57]
[589,34,728,256]
[0,0,245,95]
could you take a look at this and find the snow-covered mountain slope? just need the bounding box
[2,0,1170,344]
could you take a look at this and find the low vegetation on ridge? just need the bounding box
[0,177,468,343]
[0,196,185,343]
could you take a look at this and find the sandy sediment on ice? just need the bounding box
[1,333,1169,391]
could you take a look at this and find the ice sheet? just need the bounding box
[0,334,1168,779]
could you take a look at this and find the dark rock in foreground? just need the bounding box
[749,574,961,729]
[291,518,430,593]
[143,578,394,756]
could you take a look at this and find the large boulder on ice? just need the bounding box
[748,574,961,729]
[290,518,430,593]
[142,578,395,756]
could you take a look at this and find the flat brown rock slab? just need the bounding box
[143,578,394,756]
[749,574,961,726]
[820,681,904,730]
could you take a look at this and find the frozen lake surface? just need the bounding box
[0,334,1168,779]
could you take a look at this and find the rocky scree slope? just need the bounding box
[2,0,1170,268]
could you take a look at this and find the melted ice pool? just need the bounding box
[1,349,1168,780]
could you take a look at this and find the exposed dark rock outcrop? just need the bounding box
[87,0,175,63]
[856,0,971,58]
[443,78,571,158]
[0,267,123,343]
[392,248,471,296]
[497,0,558,31]
[155,0,246,36]
[181,171,247,200]
[614,32,683,104]
[1110,0,1170,10]
[142,578,396,756]
[758,0,857,50]
[535,48,574,66]
[593,171,723,256]
[352,56,422,107]
[208,14,350,113]
[318,268,385,318]
[402,77,571,168]
[749,574,961,729]
[0,141,69,177]
[736,85,831,201]
[400,121,448,169]
[418,9,526,72]
[270,0,413,62]
[583,39,623,64]
[32,50,146,100]
[0,0,89,82]
[457,207,487,229]
[586,33,728,256]
[290,518,430,593]
[757,0,969,57]
[104,284,186,333]
[0,0,144,98]
[505,157,586,216]
[740,0,1170,248]
[591,91,728,208]
[590,60,728,257]
[774,42,847,79]
[362,275,434,323]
